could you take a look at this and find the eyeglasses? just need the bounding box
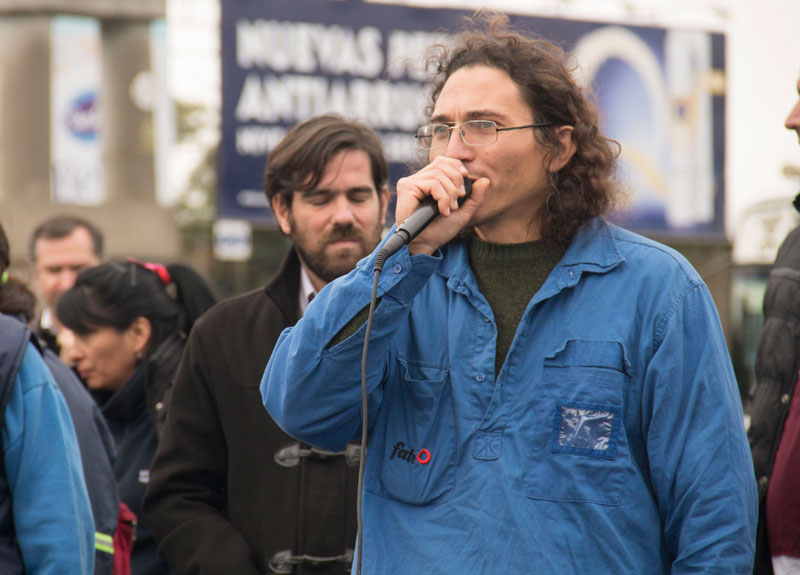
[415,119,553,150]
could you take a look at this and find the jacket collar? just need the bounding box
[558,217,625,272]
[101,333,184,422]
[102,356,148,421]
[264,247,302,324]
[439,217,625,292]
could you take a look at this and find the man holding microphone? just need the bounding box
[262,13,757,574]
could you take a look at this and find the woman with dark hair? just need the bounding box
[57,260,216,575]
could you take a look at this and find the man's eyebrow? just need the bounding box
[429,109,508,123]
[297,188,331,202]
[301,186,374,197]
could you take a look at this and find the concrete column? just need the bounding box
[101,18,154,201]
[0,16,51,207]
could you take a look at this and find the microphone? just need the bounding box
[374,179,473,272]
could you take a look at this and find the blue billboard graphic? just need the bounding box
[220,0,725,237]
[64,91,99,141]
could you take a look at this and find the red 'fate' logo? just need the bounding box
[390,441,431,465]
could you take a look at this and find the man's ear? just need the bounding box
[549,126,577,172]
[271,195,293,236]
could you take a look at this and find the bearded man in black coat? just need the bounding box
[143,114,388,575]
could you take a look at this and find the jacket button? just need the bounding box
[155,401,164,412]
[476,373,485,382]
[781,394,791,406]
[758,476,769,489]
[393,263,403,273]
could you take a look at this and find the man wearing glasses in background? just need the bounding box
[262,13,757,574]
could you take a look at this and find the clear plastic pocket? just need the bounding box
[525,339,631,506]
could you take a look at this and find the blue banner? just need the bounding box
[220,0,725,236]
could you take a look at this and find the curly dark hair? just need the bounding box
[426,11,621,246]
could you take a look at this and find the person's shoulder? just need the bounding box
[191,287,274,333]
[41,349,90,401]
[606,223,704,287]
[0,316,48,396]
[15,341,56,394]
[774,223,800,268]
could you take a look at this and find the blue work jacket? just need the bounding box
[0,315,95,575]
[262,218,757,575]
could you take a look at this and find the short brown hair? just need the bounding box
[264,114,388,207]
[28,214,104,262]
[426,12,621,246]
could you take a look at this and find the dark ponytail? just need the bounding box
[163,263,217,334]
[57,260,216,350]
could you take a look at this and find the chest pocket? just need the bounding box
[525,339,632,506]
[365,357,456,505]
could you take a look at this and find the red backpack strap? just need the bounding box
[112,502,137,575]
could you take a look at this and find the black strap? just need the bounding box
[0,315,33,432]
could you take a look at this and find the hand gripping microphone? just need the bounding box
[374,178,473,272]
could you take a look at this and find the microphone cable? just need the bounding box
[354,179,472,575]
[356,268,380,575]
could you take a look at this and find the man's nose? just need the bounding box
[57,269,78,293]
[785,100,800,133]
[330,195,358,225]
[442,127,474,161]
